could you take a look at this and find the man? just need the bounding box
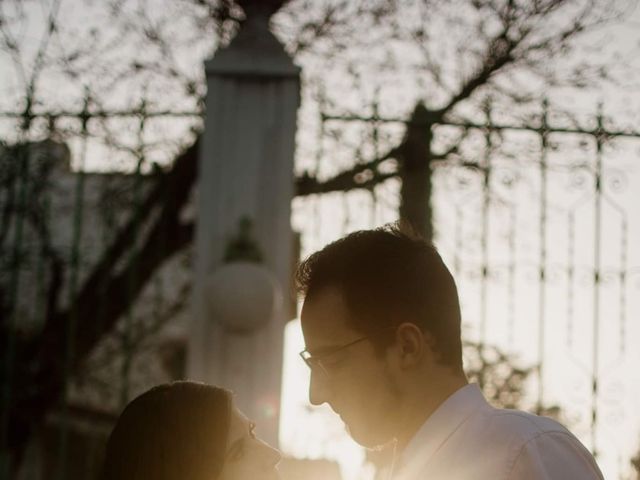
[297,225,603,479]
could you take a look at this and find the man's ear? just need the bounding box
[394,322,428,368]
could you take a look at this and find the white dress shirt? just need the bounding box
[392,384,603,480]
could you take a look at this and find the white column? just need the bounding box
[187,2,300,447]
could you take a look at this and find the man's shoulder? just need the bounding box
[396,393,602,480]
[466,406,600,473]
[476,405,573,444]
[478,408,604,479]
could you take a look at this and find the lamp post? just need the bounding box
[205,217,283,335]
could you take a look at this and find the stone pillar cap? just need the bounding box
[206,0,299,78]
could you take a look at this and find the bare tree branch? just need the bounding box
[295,146,399,196]
[435,26,520,119]
[3,139,198,469]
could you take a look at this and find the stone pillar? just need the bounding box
[187,0,300,446]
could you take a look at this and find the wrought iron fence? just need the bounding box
[0,100,200,480]
[2,94,640,479]
[292,95,640,479]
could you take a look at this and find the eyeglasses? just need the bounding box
[299,327,396,378]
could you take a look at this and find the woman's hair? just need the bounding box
[101,381,233,480]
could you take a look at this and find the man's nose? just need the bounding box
[308,368,329,406]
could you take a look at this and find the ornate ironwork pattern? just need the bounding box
[2,90,640,478]
[300,95,640,479]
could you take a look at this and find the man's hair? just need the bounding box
[296,224,463,371]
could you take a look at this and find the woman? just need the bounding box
[101,381,281,480]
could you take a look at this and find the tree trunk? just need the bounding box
[399,103,434,242]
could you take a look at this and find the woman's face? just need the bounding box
[218,407,281,480]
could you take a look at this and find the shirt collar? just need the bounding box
[394,383,488,475]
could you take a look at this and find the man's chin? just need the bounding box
[344,423,387,449]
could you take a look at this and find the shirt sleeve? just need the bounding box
[507,431,604,480]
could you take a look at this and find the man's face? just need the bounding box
[300,287,400,448]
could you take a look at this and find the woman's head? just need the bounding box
[102,381,280,480]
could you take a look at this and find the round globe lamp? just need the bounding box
[205,261,282,334]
